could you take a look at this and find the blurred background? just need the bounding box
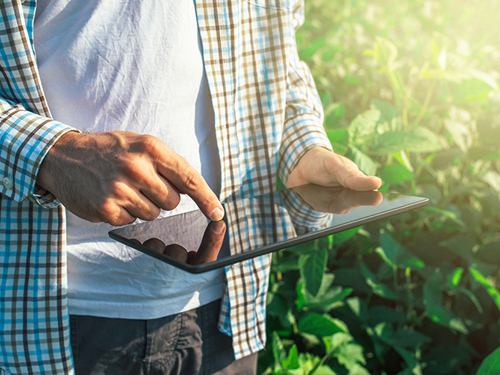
[259,0,500,374]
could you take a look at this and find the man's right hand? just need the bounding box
[37,131,224,226]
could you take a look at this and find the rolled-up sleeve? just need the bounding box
[278,0,333,185]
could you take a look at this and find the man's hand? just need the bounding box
[287,147,382,191]
[37,131,224,226]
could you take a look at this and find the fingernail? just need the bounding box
[212,220,225,234]
[210,207,224,221]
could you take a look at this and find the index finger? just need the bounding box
[157,150,224,221]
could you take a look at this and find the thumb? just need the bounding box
[329,155,382,191]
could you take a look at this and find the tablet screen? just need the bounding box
[109,184,428,273]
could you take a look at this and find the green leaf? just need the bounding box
[271,257,301,272]
[422,270,469,333]
[299,273,352,311]
[318,235,334,251]
[426,207,466,228]
[331,142,348,156]
[477,346,500,375]
[377,232,424,269]
[395,252,425,269]
[286,240,318,254]
[374,36,398,72]
[267,293,289,317]
[393,346,422,374]
[324,332,354,355]
[334,342,366,370]
[346,297,362,318]
[368,306,407,326]
[425,305,468,334]
[327,129,349,145]
[298,353,322,374]
[380,164,414,185]
[282,345,300,370]
[392,329,432,349]
[393,151,414,172]
[476,240,500,263]
[447,267,464,288]
[469,268,500,311]
[360,262,398,300]
[302,287,352,311]
[368,323,393,360]
[348,109,380,150]
[327,129,349,155]
[348,364,370,375]
[372,322,394,344]
[439,235,476,262]
[297,280,308,311]
[423,345,471,373]
[444,118,472,153]
[371,99,399,123]
[300,248,328,297]
[298,313,347,336]
[404,126,446,153]
[333,227,362,245]
[324,102,345,129]
[462,68,499,91]
[272,331,286,365]
[483,171,500,193]
[423,269,444,307]
[370,131,426,155]
[312,366,338,375]
[380,231,404,261]
[348,146,378,176]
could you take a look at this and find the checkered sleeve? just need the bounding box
[278,0,333,186]
[0,1,77,208]
[0,101,77,208]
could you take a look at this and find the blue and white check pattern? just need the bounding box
[1,0,331,372]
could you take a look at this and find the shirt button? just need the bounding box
[3,177,13,190]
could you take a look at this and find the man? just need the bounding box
[0,0,381,374]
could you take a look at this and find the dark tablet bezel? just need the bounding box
[109,189,428,273]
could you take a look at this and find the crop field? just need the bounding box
[259,0,500,374]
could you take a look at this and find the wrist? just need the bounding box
[37,131,83,193]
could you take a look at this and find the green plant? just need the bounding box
[260,0,500,374]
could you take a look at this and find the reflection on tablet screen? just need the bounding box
[109,185,428,273]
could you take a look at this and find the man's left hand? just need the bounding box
[287,147,382,191]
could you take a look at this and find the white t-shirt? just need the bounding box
[34,0,224,319]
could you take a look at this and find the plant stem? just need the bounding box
[406,267,414,318]
[414,80,437,127]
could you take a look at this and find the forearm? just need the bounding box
[278,1,332,186]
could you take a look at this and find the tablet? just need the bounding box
[108,184,428,273]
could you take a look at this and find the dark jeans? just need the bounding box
[70,300,257,375]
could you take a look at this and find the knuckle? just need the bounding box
[107,217,123,226]
[97,202,118,222]
[108,181,125,196]
[138,134,160,154]
[182,169,202,191]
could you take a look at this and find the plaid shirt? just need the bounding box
[0,0,331,373]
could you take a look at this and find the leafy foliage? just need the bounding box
[259,0,500,374]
